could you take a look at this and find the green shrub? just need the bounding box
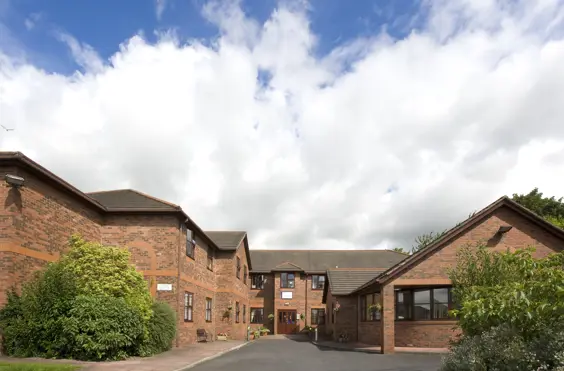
[62,296,145,361]
[0,235,164,361]
[62,235,153,321]
[138,301,176,356]
[441,325,564,371]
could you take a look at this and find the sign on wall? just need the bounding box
[157,283,173,291]
[281,291,293,299]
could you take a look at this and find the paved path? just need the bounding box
[0,340,247,371]
[191,337,443,371]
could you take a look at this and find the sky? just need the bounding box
[1,0,564,251]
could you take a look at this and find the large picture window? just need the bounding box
[250,308,264,323]
[280,273,295,288]
[311,275,325,290]
[360,293,381,321]
[251,274,265,289]
[395,287,454,320]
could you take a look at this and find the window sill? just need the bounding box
[207,267,213,272]
[186,255,195,261]
[205,320,212,323]
[395,320,457,325]
[251,288,264,291]
[184,320,194,323]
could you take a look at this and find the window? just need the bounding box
[360,293,381,321]
[243,305,246,323]
[184,292,193,322]
[205,298,212,322]
[243,266,248,284]
[236,257,241,279]
[250,308,264,323]
[395,290,413,320]
[235,302,240,323]
[207,248,213,271]
[311,308,325,325]
[395,287,454,321]
[251,274,265,289]
[312,275,325,290]
[186,228,195,258]
[280,273,295,288]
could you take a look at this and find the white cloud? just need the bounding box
[55,32,105,73]
[155,0,167,21]
[1,0,564,250]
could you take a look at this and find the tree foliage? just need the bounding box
[62,235,153,321]
[0,235,176,361]
[512,188,564,229]
[449,245,564,338]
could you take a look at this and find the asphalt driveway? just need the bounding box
[190,337,442,371]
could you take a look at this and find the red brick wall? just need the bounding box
[248,273,274,333]
[0,167,103,306]
[230,240,250,340]
[388,205,564,348]
[332,295,358,341]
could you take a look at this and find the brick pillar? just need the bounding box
[380,283,395,354]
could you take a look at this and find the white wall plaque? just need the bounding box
[157,283,173,291]
[281,291,293,299]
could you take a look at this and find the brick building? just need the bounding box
[323,196,564,353]
[2,151,563,352]
[0,152,251,346]
[247,250,406,335]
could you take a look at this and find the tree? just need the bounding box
[411,212,477,253]
[512,188,564,229]
[448,244,564,338]
[62,235,153,320]
[392,247,409,254]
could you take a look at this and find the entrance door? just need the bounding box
[277,310,298,334]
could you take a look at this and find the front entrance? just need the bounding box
[277,310,298,334]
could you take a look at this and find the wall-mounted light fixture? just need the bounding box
[497,226,513,235]
[5,174,25,188]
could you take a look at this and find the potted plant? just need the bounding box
[368,303,381,313]
[267,313,274,321]
[253,330,261,339]
[259,327,270,336]
[217,332,228,341]
[299,313,305,321]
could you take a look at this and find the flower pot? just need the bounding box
[217,335,228,341]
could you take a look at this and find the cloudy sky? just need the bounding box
[1,0,564,251]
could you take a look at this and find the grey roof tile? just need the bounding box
[249,250,407,273]
[327,269,385,295]
[87,189,178,210]
[205,231,247,251]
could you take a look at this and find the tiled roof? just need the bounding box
[272,261,304,271]
[327,269,385,295]
[249,250,407,273]
[87,189,179,210]
[205,231,247,251]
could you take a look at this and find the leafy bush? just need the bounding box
[62,235,153,321]
[441,325,564,371]
[0,235,175,361]
[61,296,145,361]
[449,246,564,339]
[138,301,177,356]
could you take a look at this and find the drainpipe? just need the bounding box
[304,273,308,328]
[176,218,183,348]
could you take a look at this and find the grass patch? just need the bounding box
[0,363,80,371]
